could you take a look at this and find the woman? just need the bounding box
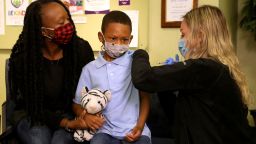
[132,5,256,144]
[8,0,103,143]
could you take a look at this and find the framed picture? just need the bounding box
[161,0,198,28]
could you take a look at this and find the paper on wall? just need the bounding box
[0,0,5,35]
[6,0,29,25]
[84,0,110,14]
[123,10,139,48]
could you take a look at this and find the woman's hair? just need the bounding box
[183,5,249,104]
[101,10,132,33]
[9,0,81,122]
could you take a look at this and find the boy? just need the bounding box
[73,10,151,144]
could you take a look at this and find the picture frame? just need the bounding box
[161,0,198,28]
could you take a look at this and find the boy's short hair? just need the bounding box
[101,10,132,33]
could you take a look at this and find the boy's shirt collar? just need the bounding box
[95,50,134,68]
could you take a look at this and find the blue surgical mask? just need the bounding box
[178,38,189,57]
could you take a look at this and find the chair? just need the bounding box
[0,59,19,143]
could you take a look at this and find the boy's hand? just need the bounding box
[125,126,143,142]
[82,113,105,132]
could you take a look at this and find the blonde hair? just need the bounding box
[183,5,250,104]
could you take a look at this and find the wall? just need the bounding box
[219,0,238,48]
[237,0,256,110]
[219,0,256,126]
[0,0,149,50]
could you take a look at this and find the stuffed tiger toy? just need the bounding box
[73,87,111,142]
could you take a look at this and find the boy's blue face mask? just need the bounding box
[178,38,189,57]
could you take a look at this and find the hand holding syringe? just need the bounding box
[159,54,180,65]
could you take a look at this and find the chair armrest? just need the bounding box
[0,126,14,141]
[0,101,15,141]
[2,101,6,133]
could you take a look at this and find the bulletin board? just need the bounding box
[0,0,149,51]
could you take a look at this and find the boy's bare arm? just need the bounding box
[125,91,150,142]
[137,91,150,130]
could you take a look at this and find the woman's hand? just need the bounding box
[61,118,86,130]
[69,118,87,129]
[64,114,105,131]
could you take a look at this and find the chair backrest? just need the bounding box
[2,58,15,132]
[0,58,20,144]
[2,59,10,132]
[5,59,10,101]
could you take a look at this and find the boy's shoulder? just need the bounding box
[127,50,134,55]
[82,52,106,70]
[83,50,135,69]
[117,50,134,62]
[123,50,134,59]
[82,59,97,70]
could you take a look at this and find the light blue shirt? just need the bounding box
[74,50,151,139]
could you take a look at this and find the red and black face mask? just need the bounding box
[42,23,74,45]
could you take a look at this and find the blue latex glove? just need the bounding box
[163,54,179,65]
[164,57,175,65]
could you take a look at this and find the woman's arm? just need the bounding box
[132,49,191,92]
[59,116,87,131]
[132,49,223,92]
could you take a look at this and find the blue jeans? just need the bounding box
[16,118,89,144]
[90,133,151,144]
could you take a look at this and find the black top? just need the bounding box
[10,38,94,129]
[43,58,65,111]
[132,49,256,144]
